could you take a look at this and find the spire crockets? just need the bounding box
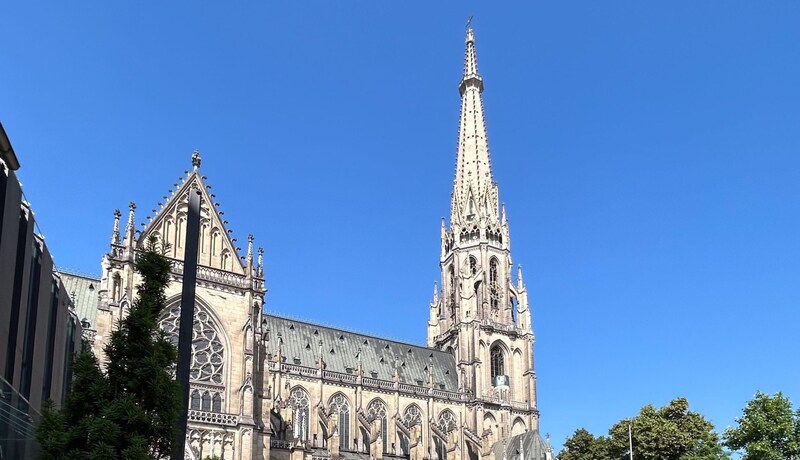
[451,26,499,225]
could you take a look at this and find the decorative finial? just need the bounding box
[111,209,121,244]
[433,281,439,303]
[126,202,136,229]
[517,264,524,288]
[124,201,136,246]
[191,150,201,170]
[246,233,254,264]
[466,18,475,44]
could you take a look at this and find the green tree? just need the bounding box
[37,238,182,459]
[559,428,611,460]
[723,392,800,460]
[607,398,728,460]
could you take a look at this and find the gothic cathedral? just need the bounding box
[63,27,555,460]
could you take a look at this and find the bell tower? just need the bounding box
[427,27,539,438]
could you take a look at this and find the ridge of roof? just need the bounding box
[57,268,101,281]
[265,312,444,355]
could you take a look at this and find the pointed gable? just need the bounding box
[138,156,246,275]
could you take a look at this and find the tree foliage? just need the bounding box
[723,392,800,460]
[559,428,610,460]
[608,398,727,460]
[37,238,182,459]
[559,398,727,460]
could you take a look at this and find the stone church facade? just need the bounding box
[67,28,553,460]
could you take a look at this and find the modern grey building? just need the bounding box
[0,122,82,459]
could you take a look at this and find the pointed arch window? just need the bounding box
[190,390,201,410]
[329,394,350,450]
[221,250,230,270]
[435,410,457,460]
[400,404,421,456]
[438,410,457,434]
[164,219,173,246]
[210,230,219,256]
[177,216,186,248]
[112,273,122,302]
[158,303,225,384]
[490,344,505,386]
[289,387,310,441]
[367,399,388,453]
[489,258,500,310]
[200,223,208,253]
[403,404,421,428]
[447,265,455,314]
[469,256,477,276]
[212,393,222,413]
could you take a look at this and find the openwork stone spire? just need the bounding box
[451,27,499,225]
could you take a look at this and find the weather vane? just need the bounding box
[466,15,473,29]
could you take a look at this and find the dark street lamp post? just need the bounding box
[171,187,201,460]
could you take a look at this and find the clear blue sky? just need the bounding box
[2,1,799,454]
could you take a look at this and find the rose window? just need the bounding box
[159,303,225,385]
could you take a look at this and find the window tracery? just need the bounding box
[159,303,225,385]
[403,404,422,428]
[489,258,500,310]
[438,410,457,433]
[490,344,505,385]
[289,387,310,441]
[367,399,388,452]
[329,394,350,450]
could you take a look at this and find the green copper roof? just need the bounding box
[264,314,459,392]
[59,271,100,328]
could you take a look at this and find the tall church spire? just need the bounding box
[451,26,499,225]
[430,28,538,430]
